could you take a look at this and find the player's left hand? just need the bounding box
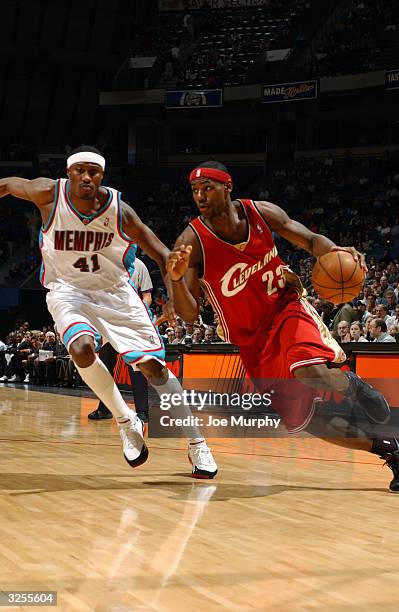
[330,246,368,272]
[155,300,178,327]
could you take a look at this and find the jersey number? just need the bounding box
[73,254,100,273]
[262,265,286,295]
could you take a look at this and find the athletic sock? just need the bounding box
[150,369,203,439]
[75,357,131,419]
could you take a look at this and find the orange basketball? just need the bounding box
[312,250,365,304]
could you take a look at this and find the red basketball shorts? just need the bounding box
[239,298,346,432]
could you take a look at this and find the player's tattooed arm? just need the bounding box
[166,227,202,323]
[0,177,55,207]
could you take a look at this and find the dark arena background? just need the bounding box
[1,0,399,609]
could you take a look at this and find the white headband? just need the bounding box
[67,152,105,170]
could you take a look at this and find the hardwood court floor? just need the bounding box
[0,386,398,611]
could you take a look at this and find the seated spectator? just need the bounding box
[319,301,335,328]
[353,300,372,324]
[0,333,17,381]
[0,331,33,383]
[387,324,399,342]
[191,328,203,344]
[313,298,324,315]
[388,306,399,330]
[369,318,396,343]
[337,321,351,343]
[55,333,76,387]
[366,295,376,314]
[171,325,188,345]
[0,337,9,379]
[364,316,374,341]
[24,336,42,383]
[385,290,397,313]
[203,327,216,344]
[375,304,391,323]
[163,327,175,344]
[33,331,58,385]
[349,321,368,342]
[332,302,358,339]
[184,322,194,344]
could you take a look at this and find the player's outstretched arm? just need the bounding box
[166,228,201,323]
[256,200,367,270]
[0,177,55,207]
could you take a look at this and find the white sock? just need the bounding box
[150,369,204,440]
[75,357,132,420]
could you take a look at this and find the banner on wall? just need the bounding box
[165,89,223,108]
[159,0,269,9]
[262,80,318,103]
[386,69,399,90]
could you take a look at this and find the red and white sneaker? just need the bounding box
[188,441,218,479]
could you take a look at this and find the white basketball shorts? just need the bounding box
[46,281,165,370]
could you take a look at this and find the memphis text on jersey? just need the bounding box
[54,230,114,251]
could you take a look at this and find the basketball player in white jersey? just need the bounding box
[0,146,217,479]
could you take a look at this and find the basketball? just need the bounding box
[312,250,365,304]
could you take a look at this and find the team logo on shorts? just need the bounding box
[256,224,263,233]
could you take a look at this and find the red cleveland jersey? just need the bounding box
[190,199,299,345]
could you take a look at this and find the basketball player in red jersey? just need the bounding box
[167,161,399,492]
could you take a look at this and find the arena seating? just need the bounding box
[306,0,399,77]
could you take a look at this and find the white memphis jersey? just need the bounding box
[40,178,136,291]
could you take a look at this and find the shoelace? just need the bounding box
[119,419,142,450]
[193,446,214,466]
[120,428,137,450]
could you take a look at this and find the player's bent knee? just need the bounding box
[293,363,332,390]
[294,363,329,381]
[138,360,168,384]
[69,335,96,368]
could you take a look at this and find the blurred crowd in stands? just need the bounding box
[0,314,224,386]
[147,0,397,90]
[0,324,76,387]
[306,0,399,78]
[157,1,308,89]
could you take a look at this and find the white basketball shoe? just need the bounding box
[118,411,149,468]
[188,440,218,479]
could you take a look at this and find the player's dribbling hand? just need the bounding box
[330,246,368,272]
[167,245,192,281]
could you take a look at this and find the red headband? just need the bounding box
[189,167,231,184]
